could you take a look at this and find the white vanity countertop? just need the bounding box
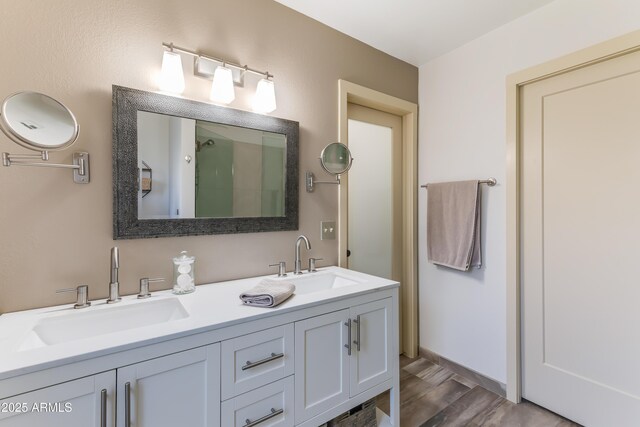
[0,266,398,380]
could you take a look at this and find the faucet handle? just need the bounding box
[56,284,91,309]
[269,262,287,277]
[308,258,324,273]
[138,278,165,299]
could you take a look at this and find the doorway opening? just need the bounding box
[338,80,418,357]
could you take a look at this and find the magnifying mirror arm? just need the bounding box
[2,151,90,184]
[305,171,341,192]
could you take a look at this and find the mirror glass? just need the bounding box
[0,92,78,151]
[137,111,287,219]
[113,85,298,239]
[320,142,353,175]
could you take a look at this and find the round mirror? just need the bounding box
[320,142,353,175]
[0,92,79,151]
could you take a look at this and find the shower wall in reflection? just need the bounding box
[137,111,286,219]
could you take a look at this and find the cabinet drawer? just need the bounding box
[221,376,294,427]
[221,324,294,399]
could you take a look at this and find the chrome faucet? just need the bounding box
[106,247,121,303]
[294,235,311,275]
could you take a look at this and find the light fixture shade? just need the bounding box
[159,51,185,94]
[210,66,235,104]
[253,78,277,113]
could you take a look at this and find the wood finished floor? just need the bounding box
[376,356,582,427]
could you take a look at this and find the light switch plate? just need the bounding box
[321,221,336,240]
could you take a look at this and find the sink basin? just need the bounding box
[287,271,362,295]
[20,298,188,350]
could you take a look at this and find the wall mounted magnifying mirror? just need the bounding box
[112,85,299,239]
[306,142,353,192]
[0,91,90,183]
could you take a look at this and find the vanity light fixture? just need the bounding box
[160,42,277,112]
[253,77,277,113]
[159,47,185,94]
[210,64,235,104]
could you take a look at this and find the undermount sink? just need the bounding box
[286,271,363,295]
[20,297,189,350]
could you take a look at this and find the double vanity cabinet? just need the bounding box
[0,267,400,427]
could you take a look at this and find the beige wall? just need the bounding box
[0,0,417,313]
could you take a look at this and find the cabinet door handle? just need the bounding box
[124,382,131,427]
[242,352,284,371]
[344,318,352,356]
[100,389,107,427]
[353,315,361,351]
[244,407,283,427]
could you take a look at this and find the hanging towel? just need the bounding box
[426,180,482,271]
[240,279,296,307]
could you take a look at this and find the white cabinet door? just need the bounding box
[349,298,393,396]
[117,344,220,427]
[0,371,115,427]
[294,309,350,424]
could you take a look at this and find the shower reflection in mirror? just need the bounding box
[137,111,286,219]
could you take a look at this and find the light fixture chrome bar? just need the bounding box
[163,42,273,79]
[2,151,90,183]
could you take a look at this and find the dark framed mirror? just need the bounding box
[112,85,299,239]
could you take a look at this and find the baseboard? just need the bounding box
[418,347,506,398]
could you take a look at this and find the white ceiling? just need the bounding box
[275,0,556,66]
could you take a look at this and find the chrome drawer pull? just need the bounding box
[244,407,283,427]
[124,382,131,427]
[242,352,284,371]
[353,315,361,351]
[344,318,352,356]
[100,389,107,427]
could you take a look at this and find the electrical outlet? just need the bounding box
[321,221,336,240]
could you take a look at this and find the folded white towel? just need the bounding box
[240,280,296,308]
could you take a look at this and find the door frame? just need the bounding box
[337,80,419,358]
[506,30,640,403]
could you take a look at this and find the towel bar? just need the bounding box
[421,177,497,189]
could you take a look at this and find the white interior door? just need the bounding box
[347,104,402,282]
[169,117,196,218]
[521,48,640,426]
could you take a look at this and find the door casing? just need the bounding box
[337,80,418,358]
[506,29,640,403]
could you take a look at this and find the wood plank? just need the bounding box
[399,379,470,426]
[404,358,436,376]
[404,360,455,389]
[420,386,504,427]
[450,374,477,389]
[377,358,581,427]
[468,399,582,427]
[400,354,416,368]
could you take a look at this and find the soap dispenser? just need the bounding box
[172,251,196,294]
